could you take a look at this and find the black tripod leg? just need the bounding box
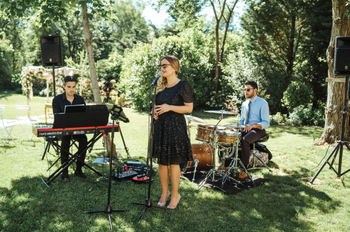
[310,143,341,183]
[329,144,340,168]
[119,127,131,158]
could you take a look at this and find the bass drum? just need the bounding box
[182,144,213,173]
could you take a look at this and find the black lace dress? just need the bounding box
[153,80,193,165]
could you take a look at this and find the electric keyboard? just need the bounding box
[33,124,119,137]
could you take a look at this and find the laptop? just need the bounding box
[53,104,109,128]
[64,104,86,113]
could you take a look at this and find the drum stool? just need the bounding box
[250,134,272,170]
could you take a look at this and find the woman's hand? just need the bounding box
[155,104,171,115]
[153,111,159,120]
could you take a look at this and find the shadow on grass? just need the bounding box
[0,172,340,232]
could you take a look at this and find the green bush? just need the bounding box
[282,81,312,112]
[287,105,324,126]
[0,37,14,90]
[270,112,287,125]
[119,29,215,111]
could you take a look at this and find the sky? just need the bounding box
[142,2,246,29]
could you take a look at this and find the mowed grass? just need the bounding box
[1,94,350,232]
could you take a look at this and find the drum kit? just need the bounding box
[183,110,251,186]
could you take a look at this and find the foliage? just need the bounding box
[293,0,331,108]
[120,29,215,111]
[157,0,206,35]
[96,50,123,82]
[287,104,325,126]
[241,0,331,114]
[223,39,264,106]
[282,81,312,111]
[92,0,151,59]
[270,112,287,125]
[0,35,14,90]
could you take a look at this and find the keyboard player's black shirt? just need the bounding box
[52,93,85,113]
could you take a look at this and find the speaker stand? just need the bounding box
[52,65,56,97]
[310,75,350,183]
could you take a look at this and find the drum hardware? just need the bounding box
[192,159,199,182]
[183,144,213,173]
[204,110,237,115]
[221,140,251,185]
[181,144,213,182]
[198,130,254,188]
[185,115,206,139]
[185,115,207,124]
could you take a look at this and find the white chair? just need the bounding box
[0,105,14,138]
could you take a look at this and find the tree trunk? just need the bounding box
[81,3,102,104]
[81,2,116,157]
[210,0,237,93]
[318,0,350,144]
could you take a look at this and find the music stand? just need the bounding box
[86,105,129,232]
[310,75,350,183]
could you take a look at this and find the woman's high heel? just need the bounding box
[157,192,170,207]
[167,194,181,210]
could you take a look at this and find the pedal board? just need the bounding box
[114,170,138,180]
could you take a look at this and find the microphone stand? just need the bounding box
[86,112,125,232]
[132,82,158,222]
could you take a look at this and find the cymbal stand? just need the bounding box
[198,112,224,188]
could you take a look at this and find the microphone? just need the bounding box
[151,71,163,87]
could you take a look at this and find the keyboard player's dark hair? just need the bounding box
[63,75,78,83]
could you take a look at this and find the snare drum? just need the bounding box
[183,144,213,172]
[196,124,226,142]
[217,129,240,144]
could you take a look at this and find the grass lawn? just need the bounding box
[1,94,350,232]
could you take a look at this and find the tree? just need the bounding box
[157,0,206,35]
[210,0,238,92]
[241,0,331,114]
[81,1,101,103]
[92,0,151,59]
[318,0,350,144]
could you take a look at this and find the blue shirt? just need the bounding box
[239,96,270,129]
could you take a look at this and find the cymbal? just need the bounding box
[185,115,206,124]
[204,110,237,115]
[224,124,246,129]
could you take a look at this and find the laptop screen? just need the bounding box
[53,104,109,128]
[64,104,86,113]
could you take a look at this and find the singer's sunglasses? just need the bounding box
[158,64,171,69]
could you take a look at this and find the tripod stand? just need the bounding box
[310,75,350,183]
[86,113,126,232]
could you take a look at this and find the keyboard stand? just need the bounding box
[42,132,105,186]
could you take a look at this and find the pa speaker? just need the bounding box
[40,35,63,66]
[334,36,350,76]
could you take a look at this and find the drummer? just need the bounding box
[238,81,269,179]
